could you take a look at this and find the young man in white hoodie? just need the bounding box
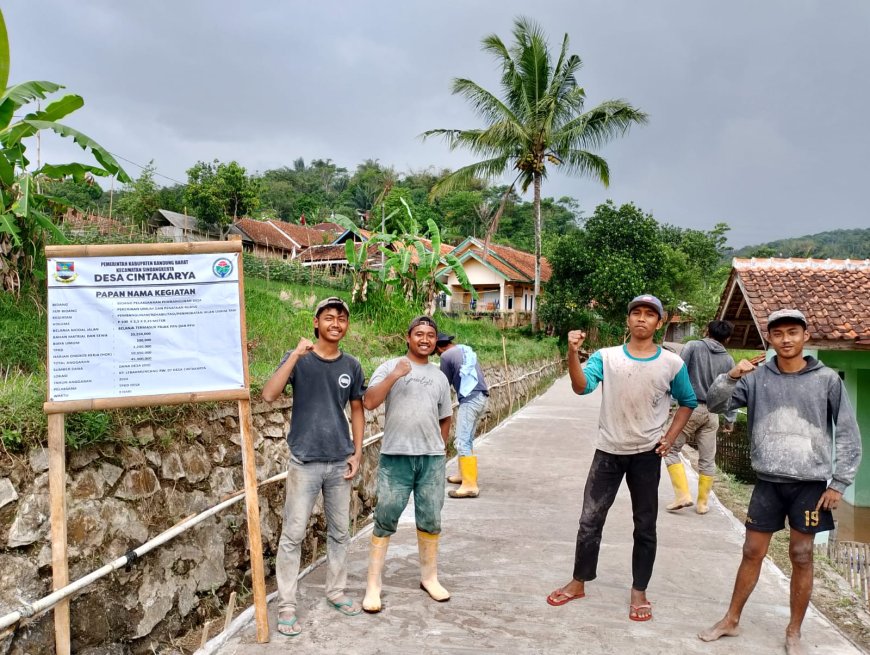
[699,308,861,655]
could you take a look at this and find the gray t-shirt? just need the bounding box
[279,350,365,462]
[368,357,453,456]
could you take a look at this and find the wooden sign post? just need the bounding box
[43,239,269,653]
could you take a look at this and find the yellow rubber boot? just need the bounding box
[362,535,390,613]
[417,530,450,602]
[448,455,479,498]
[696,474,714,514]
[665,462,694,511]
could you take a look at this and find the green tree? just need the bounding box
[184,159,260,237]
[0,8,129,293]
[423,16,647,328]
[116,160,159,226]
[40,175,104,217]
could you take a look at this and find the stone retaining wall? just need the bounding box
[0,357,563,655]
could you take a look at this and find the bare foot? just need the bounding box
[698,617,741,641]
[785,630,807,655]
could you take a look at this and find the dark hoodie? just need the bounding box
[681,338,736,422]
[707,356,862,493]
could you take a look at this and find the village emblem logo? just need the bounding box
[54,261,77,284]
[338,373,351,389]
[212,258,233,278]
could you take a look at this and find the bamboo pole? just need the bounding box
[232,237,269,643]
[44,388,249,414]
[47,414,70,655]
[45,240,243,258]
[501,335,513,413]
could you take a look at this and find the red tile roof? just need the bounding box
[270,221,336,247]
[452,239,551,283]
[297,243,380,263]
[233,217,298,251]
[718,258,870,349]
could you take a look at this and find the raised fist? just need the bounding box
[294,337,314,357]
[393,357,412,378]
[567,330,587,352]
[728,359,757,380]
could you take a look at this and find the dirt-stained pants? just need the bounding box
[664,403,719,476]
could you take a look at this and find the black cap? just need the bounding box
[408,315,438,334]
[436,333,455,345]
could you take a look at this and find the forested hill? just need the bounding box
[734,228,870,260]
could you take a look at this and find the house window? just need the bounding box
[283,253,288,260]
[507,296,513,310]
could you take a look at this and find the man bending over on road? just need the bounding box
[664,320,737,514]
[262,296,365,637]
[699,308,861,655]
[435,333,489,499]
[548,295,697,622]
[361,316,453,613]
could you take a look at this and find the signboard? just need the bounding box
[47,252,245,403]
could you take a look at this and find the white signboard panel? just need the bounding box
[47,253,245,402]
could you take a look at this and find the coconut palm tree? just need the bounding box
[423,16,647,328]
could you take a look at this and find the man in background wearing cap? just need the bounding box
[700,308,861,654]
[435,333,489,498]
[262,297,366,636]
[548,294,697,622]
[664,320,738,515]
[361,316,453,613]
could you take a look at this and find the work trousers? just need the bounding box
[664,403,719,476]
[454,393,488,456]
[573,447,661,591]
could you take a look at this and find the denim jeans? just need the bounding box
[454,393,488,456]
[276,458,350,612]
[573,448,661,591]
[373,454,445,537]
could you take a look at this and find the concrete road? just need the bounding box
[210,376,864,655]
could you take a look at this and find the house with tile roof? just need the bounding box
[716,257,870,515]
[438,237,551,323]
[228,217,336,260]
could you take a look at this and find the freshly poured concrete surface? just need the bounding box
[212,376,864,654]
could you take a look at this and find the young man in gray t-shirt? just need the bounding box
[261,297,365,636]
[361,315,453,613]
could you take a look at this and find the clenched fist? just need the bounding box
[294,337,314,357]
[567,330,587,353]
[728,359,757,380]
[392,357,412,379]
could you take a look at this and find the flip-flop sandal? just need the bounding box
[277,615,301,637]
[546,588,586,606]
[327,597,362,616]
[629,603,653,622]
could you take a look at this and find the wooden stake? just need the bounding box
[232,243,269,643]
[502,335,513,413]
[48,414,70,655]
[238,399,269,643]
[223,591,237,634]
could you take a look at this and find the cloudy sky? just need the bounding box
[6,1,869,246]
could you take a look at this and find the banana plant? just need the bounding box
[0,8,130,293]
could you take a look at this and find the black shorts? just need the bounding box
[745,479,835,534]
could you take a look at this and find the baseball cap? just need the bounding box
[627,294,664,319]
[436,333,455,345]
[767,308,807,330]
[314,296,350,317]
[408,315,438,334]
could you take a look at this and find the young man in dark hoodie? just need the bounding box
[699,309,861,655]
[664,320,737,514]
